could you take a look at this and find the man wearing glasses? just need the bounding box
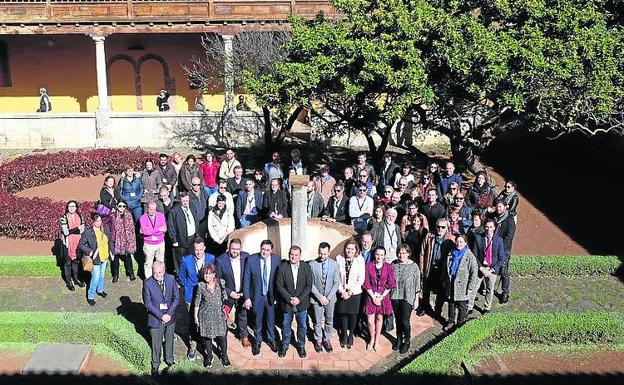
[418,218,456,318]
[439,162,463,198]
[352,170,377,198]
[450,193,473,234]
[208,179,234,218]
[348,182,374,230]
[321,183,349,224]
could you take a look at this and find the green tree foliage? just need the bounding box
[245,0,624,168]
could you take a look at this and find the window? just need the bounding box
[0,40,10,87]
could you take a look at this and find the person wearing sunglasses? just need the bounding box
[348,182,374,231]
[417,218,455,319]
[495,180,519,223]
[209,179,235,220]
[111,199,137,282]
[321,183,349,224]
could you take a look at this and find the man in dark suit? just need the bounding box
[471,219,507,314]
[378,152,400,190]
[494,199,516,304]
[216,238,251,347]
[275,245,313,358]
[243,239,281,356]
[142,261,179,375]
[320,183,349,224]
[235,179,263,228]
[167,193,199,282]
[309,242,340,353]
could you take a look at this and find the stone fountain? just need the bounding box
[228,175,356,260]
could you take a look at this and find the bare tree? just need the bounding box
[183,31,298,158]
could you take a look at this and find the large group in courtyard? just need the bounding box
[57,149,518,374]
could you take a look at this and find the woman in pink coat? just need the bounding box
[363,246,396,351]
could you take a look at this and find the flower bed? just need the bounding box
[0,149,159,241]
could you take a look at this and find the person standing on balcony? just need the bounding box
[37,87,51,112]
[157,89,170,111]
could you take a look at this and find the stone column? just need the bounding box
[222,34,235,113]
[289,175,310,258]
[91,34,110,148]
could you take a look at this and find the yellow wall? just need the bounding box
[0,33,228,113]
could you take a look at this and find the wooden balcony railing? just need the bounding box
[0,0,337,24]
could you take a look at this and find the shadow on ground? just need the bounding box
[0,372,623,385]
[482,132,623,257]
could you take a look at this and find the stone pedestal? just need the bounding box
[289,174,310,257]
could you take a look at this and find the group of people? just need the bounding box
[56,147,519,373]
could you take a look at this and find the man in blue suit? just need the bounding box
[243,239,281,356]
[179,237,215,361]
[215,238,251,348]
[471,218,507,314]
[142,261,179,375]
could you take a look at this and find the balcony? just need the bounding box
[0,0,337,24]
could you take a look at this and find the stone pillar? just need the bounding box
[289,175,310,258]
[222,34,235,113]
[91,34,110,148]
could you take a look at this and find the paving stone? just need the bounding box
[23,343,90,375]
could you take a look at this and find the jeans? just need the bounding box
[204,186,217,197]
[282,310,308,348]
[129,206,143,222]
[87,260,107,300]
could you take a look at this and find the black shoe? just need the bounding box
[314,343,323,353]
[129,274,136,281]
[501,294,509,304]
[468,310,474,316]
[75,281,85,288]
[112,276,119,283]
[267,340,279,353]
[399,342,410,354]
[97,291,107,298]
[392,339,400,351]
[66,282,75,291]
[87,299,96,306]
[297,346,306,358]
[221,355,231,368]
[482,309,491,315]
[416,308,426,316]
[204,356,213,368]
[252,344,261,356]
[347,333,354,348]
[323,341,333,353]
[151,368,159,376]
[278,346,288,358]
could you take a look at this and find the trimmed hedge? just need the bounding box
[0,148,160,240]
[401,312,624,375]
[0,312,151,373]
[511,255,621,276]
[1,255,619,278]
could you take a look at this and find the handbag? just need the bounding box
[96,203,111,217]
[82,255,93,272]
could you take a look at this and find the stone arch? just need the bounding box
[107,54,141,111]
[137,53,176,111]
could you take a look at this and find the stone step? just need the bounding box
[23,343,91,375]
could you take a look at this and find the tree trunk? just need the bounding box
[273,106,304,150]
[262,107,273,159]
[449,133,486,175]
[364,130,378,156]
[375,124,393,162]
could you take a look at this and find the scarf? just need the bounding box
[66,213,82,260]
[449,246,468,278]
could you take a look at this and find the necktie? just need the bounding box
[262,258,268,296]
[321,261,327,292]
[159,279,165,297]
[485,237,493,266]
